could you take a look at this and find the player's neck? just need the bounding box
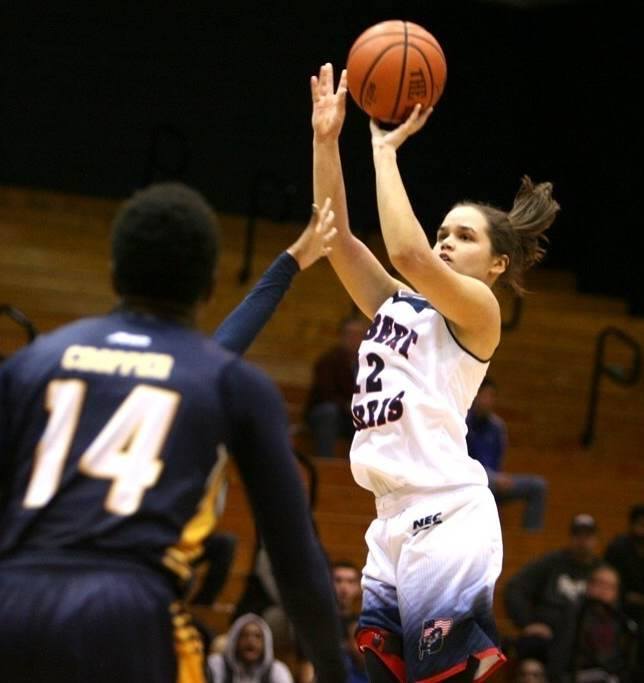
[117,297,197,327]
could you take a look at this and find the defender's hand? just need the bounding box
[287,197,337,270]
[311,63,348,143]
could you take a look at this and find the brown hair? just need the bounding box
[459,176,560,294]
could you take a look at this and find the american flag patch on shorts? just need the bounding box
[418,618,453,659]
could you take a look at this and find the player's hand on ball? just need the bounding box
[311,63,348,142]
[370,103,432,152]
[286,197,337,270]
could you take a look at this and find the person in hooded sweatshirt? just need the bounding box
[208,613,294,683]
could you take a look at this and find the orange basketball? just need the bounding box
[346,20,447,124]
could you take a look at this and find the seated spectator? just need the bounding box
[208,613,294,683]
[299,562,362,683]
[332,560,362,628]
[604,503,644,677]
[504,514,602,673]
[304,316,367,458]
[466,377,547,531]
[552,564,638,682]
[513,658,549,683]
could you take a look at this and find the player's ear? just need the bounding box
[490,253,508,278]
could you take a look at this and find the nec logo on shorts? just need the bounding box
[412,512,443,536]
[418,618,453,659]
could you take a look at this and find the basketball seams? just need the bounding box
[407,33,447,64]
[347,20,447,123]
[348,31,445,67]
[358,43,406,112]
[390,23,409,122]
[349,31,405,59]
[348,22,406,58]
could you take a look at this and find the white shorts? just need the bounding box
[358,484,505,682]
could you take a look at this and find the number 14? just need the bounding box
[23,380,180,516]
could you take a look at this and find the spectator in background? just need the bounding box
[513,658,549,683]
[298,562,363,683]
[605,504,644,676]
[552,564,638,682]
[304,316,367,458]
[332,560,362,627]
[343,616,368,683]
[208,613,293,683]
[504,514,602,671]
[466,376,547,531]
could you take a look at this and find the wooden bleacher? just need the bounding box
[2,186,644,680]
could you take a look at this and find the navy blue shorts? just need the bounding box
[0,552,182,682]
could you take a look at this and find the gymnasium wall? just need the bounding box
[1,1,641,311]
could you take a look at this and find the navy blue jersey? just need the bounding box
[0,256,347,683]
[0,310,254,572]
[0,250,301,580]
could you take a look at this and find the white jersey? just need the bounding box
[350,290,490,498]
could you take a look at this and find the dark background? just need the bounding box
[1,1,640,312]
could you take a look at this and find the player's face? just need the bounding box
[236,622,264,664]
[433,206,506,285]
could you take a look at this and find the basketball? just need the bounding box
[346,20,447,124]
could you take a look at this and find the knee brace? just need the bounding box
[356,627,406,683]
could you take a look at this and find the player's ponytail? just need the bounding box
[460,175,560,294]
[508,176,559,271]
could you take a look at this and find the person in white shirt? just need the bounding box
[208,613,293,683]
[310,62,559,683]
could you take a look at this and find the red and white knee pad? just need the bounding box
[356,627,406,683]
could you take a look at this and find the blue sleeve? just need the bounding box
[221,359,346,683]
[213,252,299,355]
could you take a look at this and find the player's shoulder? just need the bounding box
[221,354,281,396]
[1,316,105,370]
[218,356,287,427]
[387,289,431,313]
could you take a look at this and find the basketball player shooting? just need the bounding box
[311,62,559,683]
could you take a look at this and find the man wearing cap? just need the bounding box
[503,514,601,673]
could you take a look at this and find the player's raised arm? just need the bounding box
[213,200,336,355]
[370,106,504,357]
[221,358,346,683]
[312,63,406,320]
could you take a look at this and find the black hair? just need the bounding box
[332,559,360,573]
[629,504,644,524]
[112,182,219,306]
